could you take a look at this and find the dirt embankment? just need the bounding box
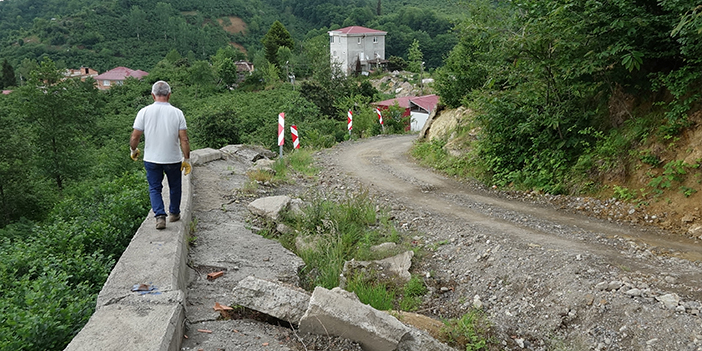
[424,104,702,240]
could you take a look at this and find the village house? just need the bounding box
[64,67,98,81]
[329,26,387,75]
[374,94,439,132]
[94,66,149,90]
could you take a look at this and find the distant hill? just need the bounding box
[0,0,464,75]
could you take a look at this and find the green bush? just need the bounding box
[0,171,150,350]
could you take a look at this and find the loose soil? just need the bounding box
[182,136,702,351]
[218,16,247,34]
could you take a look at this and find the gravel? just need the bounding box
[297,135,702,351]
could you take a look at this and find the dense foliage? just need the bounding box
[0,0,463,78]
[0,57,150,349]
[432,0,702,194]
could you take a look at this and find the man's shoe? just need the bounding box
[156,216,166,229]
[169,213,180,222]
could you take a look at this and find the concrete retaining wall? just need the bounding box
[64,148,222,351]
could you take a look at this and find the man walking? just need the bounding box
[130,80,191,229]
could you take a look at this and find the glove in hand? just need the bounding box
[181,159,192,175]
[130,148,140,161]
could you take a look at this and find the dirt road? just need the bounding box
[321,134,702,350]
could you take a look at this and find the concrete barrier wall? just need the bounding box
[64,148,222,351]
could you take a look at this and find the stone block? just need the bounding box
[232,276,311,324]
[299,287,410,351]
[248,195,291,221]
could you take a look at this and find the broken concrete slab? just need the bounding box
[191,148,222,165]
[379,251,414,282]
[299,287,411,351]
[249,158,277,174]
[247,195,291,221]
[340,251,415,289]
[220,144,277,162]
[232,276,311,324]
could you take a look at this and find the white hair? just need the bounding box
[152,80,171,97]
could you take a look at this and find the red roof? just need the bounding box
[374,96,413,109]
[95,67,149,80]
[409,94,439,112]
[1,90,11,95]
[330,26,387,35]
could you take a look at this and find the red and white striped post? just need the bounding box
[291,125,300,149]
[347,110,353,137]
[375,108,385,133]
[278,112,285,158]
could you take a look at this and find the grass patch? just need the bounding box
[247,149,319,185]
[278,189,400,289]
[345,273,395,311]
[441,309,493,351]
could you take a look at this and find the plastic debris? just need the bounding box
[131,283,161,295]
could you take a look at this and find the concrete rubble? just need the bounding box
[231,276,311,324]
[231,277,455,351]
[220,144,276,162]
[340,251,415,288]
[247,195,291,221]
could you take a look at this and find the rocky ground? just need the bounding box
[182,135,702,351]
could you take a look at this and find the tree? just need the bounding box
[189,60,216,98]
[16,58,100,191]
[128,6,147,41]
[262,21,294,67]
[407,39,424,73]
[377,0,382,16]
[1,59,16,88]
[0,95,46,226]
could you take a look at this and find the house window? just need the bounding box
[333,51,337,57]
[103,80,110,86]
[373,37,378,43]
[330,36,334,43]
[357,38,361,45]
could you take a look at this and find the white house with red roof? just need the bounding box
[94,67,149,90]
[374,94,439,132]
[329,26,387,75]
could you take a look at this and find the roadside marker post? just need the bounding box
[278,112,284,158]
[375,108,385,133]
[347,110,353,137]
[291,125,300,149]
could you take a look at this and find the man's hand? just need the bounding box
[130,148,140,161]
[181,159,192,175]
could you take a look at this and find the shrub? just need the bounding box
[0,171,149,350]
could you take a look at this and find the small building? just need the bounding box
[374,94,439,132]
[329,26,387,76]
[64,67,98,81]
[94,67,149,90]
[234,61,254,73]
[1,90,11,95]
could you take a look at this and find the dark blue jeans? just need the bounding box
[144,161,182,218]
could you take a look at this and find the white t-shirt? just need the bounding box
[133,102,187,164]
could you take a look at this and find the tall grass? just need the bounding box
[280,189,399,289]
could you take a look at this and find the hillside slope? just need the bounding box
[422,105,702,240]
